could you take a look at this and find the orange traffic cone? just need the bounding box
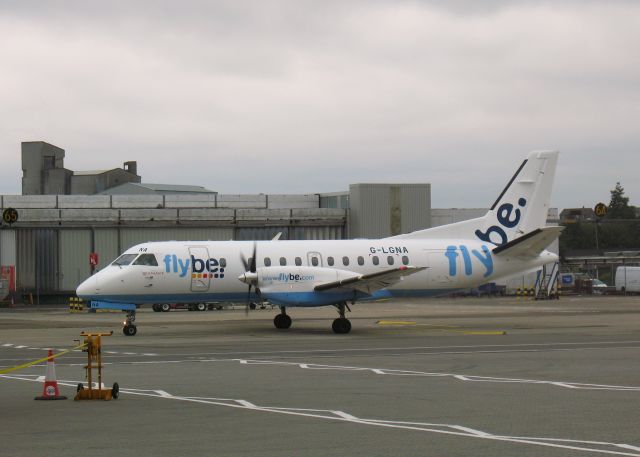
[34,349,67,400]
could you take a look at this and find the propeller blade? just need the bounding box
[245,285,251,316]
[239,241,258,316]
[240,253,249,272]
[250,242,257,273]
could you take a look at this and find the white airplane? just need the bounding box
[77,151,561,336]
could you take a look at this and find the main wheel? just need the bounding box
[123,325,137,336]
[197,303,207,312]
[332,318,351,334]
[274,313,292,329]
[112,382,119,400]
[152,304,162,312]
[161,303,171,312]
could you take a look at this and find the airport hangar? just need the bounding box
[0,141,557,301]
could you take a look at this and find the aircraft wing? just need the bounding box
[492,226,564,258]
[314,266,427,295]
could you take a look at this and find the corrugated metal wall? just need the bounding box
[59,230,91,291]
[0,230,16,265]
[349,184,431,238]
[95,229,119,268]
[349,184,391,239]
[119,228,234,251]
[235,226,345,240]
[17,229,58,292]
[400,184,431,234]
[290,226,344,240]
[235,227,290,241]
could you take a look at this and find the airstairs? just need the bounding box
[534,261,560,300]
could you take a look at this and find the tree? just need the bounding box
[606,182,636,220]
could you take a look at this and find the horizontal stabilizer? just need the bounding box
[492,226,564,257]
[314,266,426,295]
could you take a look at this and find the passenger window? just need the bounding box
[264,257,271,267]
[295,257,302,266]
[327,256,334,266]
[387,256,395,265]
[112,253,138,266]
[357,256,364,266]
[372,256,379,266]
[342,256,350,266]
[280,257,287,266]
[311,257,319,267]
[219,258,227,268]
[402,255,409,265]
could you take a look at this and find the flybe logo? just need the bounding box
[445,245,493,278]
[163,255,225,279]
[475,198,527,246]
[263,273,315,282]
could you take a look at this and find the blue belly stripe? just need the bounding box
[78,288,459,308]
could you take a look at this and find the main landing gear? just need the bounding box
[332,302,351,334]
[123,310,137,336]
[273,307,292,329]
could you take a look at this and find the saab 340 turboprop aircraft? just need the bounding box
[77,151,561,336]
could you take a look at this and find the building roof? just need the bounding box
[74,169,114,176]
[99,182,216,195]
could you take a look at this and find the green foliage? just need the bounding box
[606,182,636,219]
[559,221,640,255]
[560,222,596,251]
[560,182,639,255]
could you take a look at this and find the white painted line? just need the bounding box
[102,356,640,392]
[233,358,640,392]
[153,340,640,358]
[2,374,637,456]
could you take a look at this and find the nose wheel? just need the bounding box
[123,310,137,336]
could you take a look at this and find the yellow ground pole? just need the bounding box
[74,332,119,401]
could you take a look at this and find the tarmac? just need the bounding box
[2,295,640,457]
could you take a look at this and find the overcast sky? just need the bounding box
[0,0,638,210]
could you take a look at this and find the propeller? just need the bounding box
[239,242,259,315]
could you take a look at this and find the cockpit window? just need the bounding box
[112,254,138,266]
[133,254,159,266]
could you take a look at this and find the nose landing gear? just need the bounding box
[123,310,137,336]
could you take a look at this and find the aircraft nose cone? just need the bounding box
[238,272,258,285]
[76,275,98,298]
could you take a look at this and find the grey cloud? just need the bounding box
[0,0,638,209]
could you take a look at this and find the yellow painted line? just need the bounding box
[418,324,461,329]
[375,321,506,335]
[376,321,417,325]
[0,343,87,375]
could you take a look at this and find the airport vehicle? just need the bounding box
[615,266,640,293]
[77,151,561,336]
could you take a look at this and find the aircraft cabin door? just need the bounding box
[189,246,211,292]
[307,251,323,267]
